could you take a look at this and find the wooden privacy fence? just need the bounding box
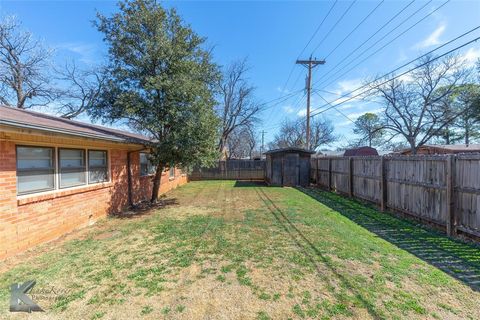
[189,160,265,181]
[311,154,480,239]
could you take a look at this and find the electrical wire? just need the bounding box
[309,36,480,119]
[318,0,451,90]
[311,0,358,56]
[324,0,385,60]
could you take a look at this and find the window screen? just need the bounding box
[140,153,155,176]
[59,149,86,188]
[16,146,55,195]
[88,150,108,183]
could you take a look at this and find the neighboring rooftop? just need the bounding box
[264,147,316,155]
[400,144,480,155]
[343,146,379,157]
[0,105,151,144]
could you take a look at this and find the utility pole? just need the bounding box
[296,57,325,149]
[260,130,266,156]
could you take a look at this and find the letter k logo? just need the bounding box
[10,280,43,312]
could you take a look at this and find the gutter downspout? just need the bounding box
[127,147,149,208]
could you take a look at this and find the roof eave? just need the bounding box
[0,119,149,145]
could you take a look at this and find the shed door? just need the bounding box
[283,153,299,186]
[298,156,310,186]
[272,156,283,185]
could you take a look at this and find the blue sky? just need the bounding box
[1,0,479,149]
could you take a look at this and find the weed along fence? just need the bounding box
[310,154,480,239]
[189,160,265,180]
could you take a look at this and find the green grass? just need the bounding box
[0,180,479,319]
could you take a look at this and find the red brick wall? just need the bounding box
[0,141,187,260]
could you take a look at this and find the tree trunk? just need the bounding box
[465,123,470,145]
[409,138,416,155]
[151,164,165,203]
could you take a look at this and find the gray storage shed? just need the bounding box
[265,147,315,186]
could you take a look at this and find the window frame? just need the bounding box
[88,149,109,184]
[16,145,56,196]
[58,148,87,189]
[169,164,175,179]
[15,144,112,197]
[139,152,156,177]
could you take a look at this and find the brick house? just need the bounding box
[0,105,187,259]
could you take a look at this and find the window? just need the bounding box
[88,150,108,183]
[59,149,86,188]
[16,146,55,195]
[169,163,175,179]
[140,152,155,176]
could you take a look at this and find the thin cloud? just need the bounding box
[283,105,295,113]
[297,108,307,117]
[414,23,446,49]
[57,42,98,64]
[460,47,480,67]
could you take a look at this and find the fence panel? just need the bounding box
[190,160,265,180]
[455,155,480,235]
[331,158,350,194]
[316,158,330,188]
[386,156,448,225]
[352,157,382,203]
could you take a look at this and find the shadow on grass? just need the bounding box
[111,198,179,219]
[254,187,383,320]
[233,180,266,188]
[299,187,480,292]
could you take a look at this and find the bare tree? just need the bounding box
[226,126,257,159]
[0,16,55,108]
[370,55,468,154]
[217,59,262,157]
[55,61,106,119]
[271,117,336,151]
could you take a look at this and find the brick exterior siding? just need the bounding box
[0,138,187,260]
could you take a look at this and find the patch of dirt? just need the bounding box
[93,230,122,240]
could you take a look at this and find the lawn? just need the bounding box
[0,180,479,319]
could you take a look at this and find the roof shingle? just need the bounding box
[0,105,151,144]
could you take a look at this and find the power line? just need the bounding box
[260,89,304,111]
[311,0,358,56]
[314,91,356,124]
[279,0,338,95]
[311,25,480,114]
[309,36,480,119]
[311,0,416,87]
[318,0,451,90]
[324,0,385,60]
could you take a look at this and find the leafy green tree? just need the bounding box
[92,0,220,202]
[352,112,384,147]
[434,84,480,144]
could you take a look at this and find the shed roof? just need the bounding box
[0,105,151,144]
[264,147,315,155]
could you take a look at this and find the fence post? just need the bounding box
[328,158,332,191]
[380,156,387,211]
[446,154,457,237]
[349,157,354,197]
[316,158,319,186]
